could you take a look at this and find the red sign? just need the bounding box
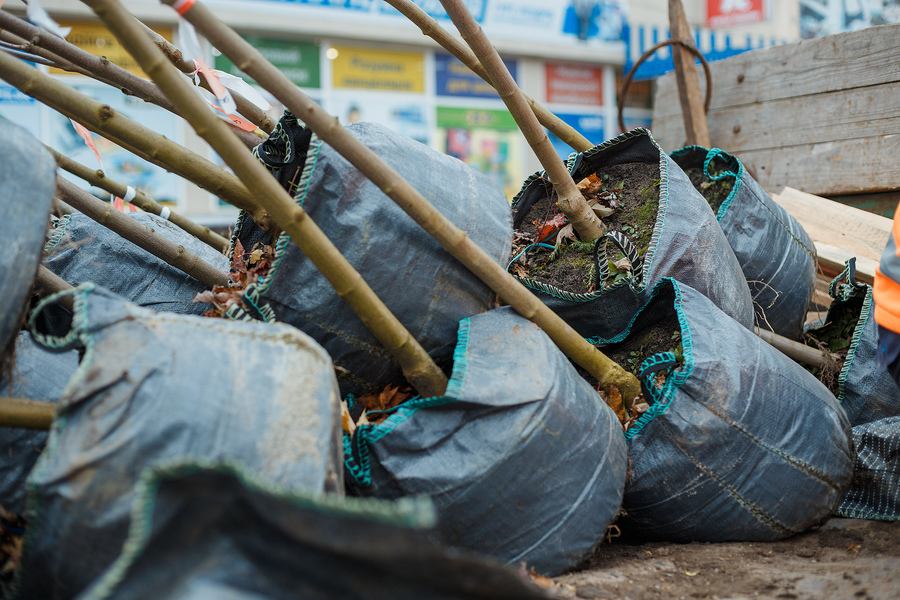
[545,63,603,106]
[706,0,767,28]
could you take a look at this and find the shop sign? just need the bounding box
[331,46,424,92]
[545,63,603,106]
[707,0,768,28]
[215,37,320,88]
[53,22,172,78]
[435,53,516,98]
[436,107,518,131]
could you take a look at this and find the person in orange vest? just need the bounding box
[875,203,900,385]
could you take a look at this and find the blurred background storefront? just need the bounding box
[9,1,890,224]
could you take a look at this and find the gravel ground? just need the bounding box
[541,518,900,600]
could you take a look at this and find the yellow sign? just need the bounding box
[331,47,424,93]
[52,22,172,78]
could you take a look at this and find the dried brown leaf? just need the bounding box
[613,257,633,272]
[604,384,627,424]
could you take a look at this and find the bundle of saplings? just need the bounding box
[15,284,344,600]
[837,415,900,521]
[671,146,817,339]
[591,278,853,542]
[0,333,78,517]
[78,463,548,600]
[509,128,752,341]
[802,258,900,427]
[222,116,512,397]
[44,211,229,316]
[343,307,628,576]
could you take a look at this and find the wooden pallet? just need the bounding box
[651,23,900,198]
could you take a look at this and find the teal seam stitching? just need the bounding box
[641,132,668,282]
[82,457,436,600]
[624,280,695,440]
[837,286,873,404]
[15,284,97,600]
[703,148,744,220]
[240,133,323,312]
[348,318,473,486]
[43,214,73,255]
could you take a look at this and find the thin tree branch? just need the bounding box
[160,0,642,404]
[49,146,229,252]
[84,0,449,398]
[383,0,592,153]
[438,0,605,241]
[56,176,230,289]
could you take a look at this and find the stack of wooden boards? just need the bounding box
[651,22,900,201]
[650,22,899,320]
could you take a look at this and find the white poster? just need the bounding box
[328,93,430,145]
[0,85,41,139]
[801,0,900,38]
[51,84,184,207]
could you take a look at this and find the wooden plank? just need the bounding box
[670,135,900,197]
[652,81,900,154]
[667,0,709,147]
[770,187,891,265]
[815,243,877,285]
[653,22,900,119]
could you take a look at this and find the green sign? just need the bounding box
[215,37,320,88]
[436,107,518,131]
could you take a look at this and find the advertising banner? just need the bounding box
[53,22,172,78]
[435,53,516,98]
[706,0,768,28]
[436,106,522,199]
[0,86,40,139]
[207,0,626,48]
[53,85,183,207]
[329,94,429,145]
[545,63,603,106]
[331,46,424,93]
[547,113,604,159]
[215,37,320,88]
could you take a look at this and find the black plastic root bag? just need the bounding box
[344,307,628,576]
[805,258,900,427]
[592,278,853,542]
[14,284,343,600]
[510,128,752,341]
[837,415,900,521]
[230,118,513,397]
[77,461,549,600]
[44,211,229,315]
[671,146,817,339]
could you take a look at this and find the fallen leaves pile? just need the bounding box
[193,239,275,318]
[341,383,416,434]
[0,507,25,585]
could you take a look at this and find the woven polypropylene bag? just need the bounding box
[837,416,900,521]
[671,146,816,339]
[0,121,56,355]
[510,129,752,341]
[14,284,343,600]
[0,332,78,515]
[593,278,853,541]
[805,259,900,427]
[44,212,229,315]
[230,118,513,397]
[344,307,627,576]
[77,462,548,600]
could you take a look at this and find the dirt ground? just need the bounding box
[546,518,900,600]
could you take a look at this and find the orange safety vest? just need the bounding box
[874,202,900,334]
